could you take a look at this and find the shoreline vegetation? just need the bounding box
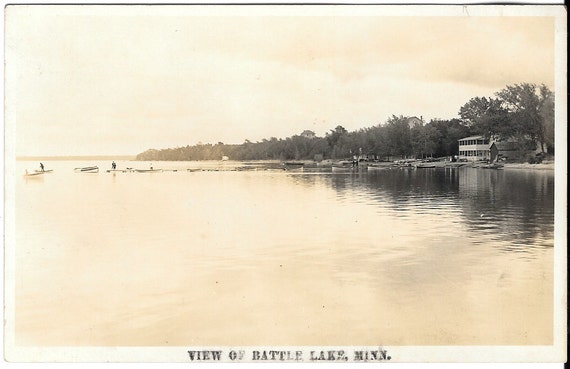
[135,83,554,165]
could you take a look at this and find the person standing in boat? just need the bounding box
[112,161,116,170]
[39,163,44,172]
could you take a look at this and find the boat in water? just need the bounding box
[134,169,163,173]
[367,163,390,170]
[332,161,366,172]
[74,166,99,173]
[415,163,436,169]
[444,162,467,168]
[24,170,45,178]
[283,161,305,171]
[479,163,504,169]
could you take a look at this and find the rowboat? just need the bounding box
[367,164,389,170]
[331,165,353,172]
[34,169,53,173]
[134,169,162,173]
[332,162,365,172]
[74,166,99,173]
[283,162,305,171]
[24,170,44,177]
[415,163,436,169]
[444,162,467,168]
[480,163,504,169]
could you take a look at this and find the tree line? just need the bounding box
[136,82,554,162]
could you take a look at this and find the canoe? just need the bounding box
[74,166,99,173]
[34,169,53,173]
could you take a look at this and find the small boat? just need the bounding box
[74,166,99,173]
[367,164,389,170]
[34,169,53,173]
[332,161,364,172]
[480,163,504,169]
[415,163,436,169]
[444,162,467,168]
[283,161,305,171]
[24,170,44,177]
[331,165,353,172]
[393,160,417,169]
[134,168,162,173]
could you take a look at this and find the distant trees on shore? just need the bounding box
[136,82,554,161]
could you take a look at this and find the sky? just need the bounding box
[4,5,560,157]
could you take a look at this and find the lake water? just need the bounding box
[13,160,554,346]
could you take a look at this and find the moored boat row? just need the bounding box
[23,158,507,178]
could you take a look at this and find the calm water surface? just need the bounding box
[14,160,554,346]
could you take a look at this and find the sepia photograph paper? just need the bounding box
[3,3,567,364]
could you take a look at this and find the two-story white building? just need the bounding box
[458,135,490,161]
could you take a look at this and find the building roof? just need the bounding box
[406,116,422,126]
[458,135,485,141]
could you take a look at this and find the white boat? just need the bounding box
[367,164,388,170]
[332,161,366,171]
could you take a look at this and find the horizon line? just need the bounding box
[16,155,137,160]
